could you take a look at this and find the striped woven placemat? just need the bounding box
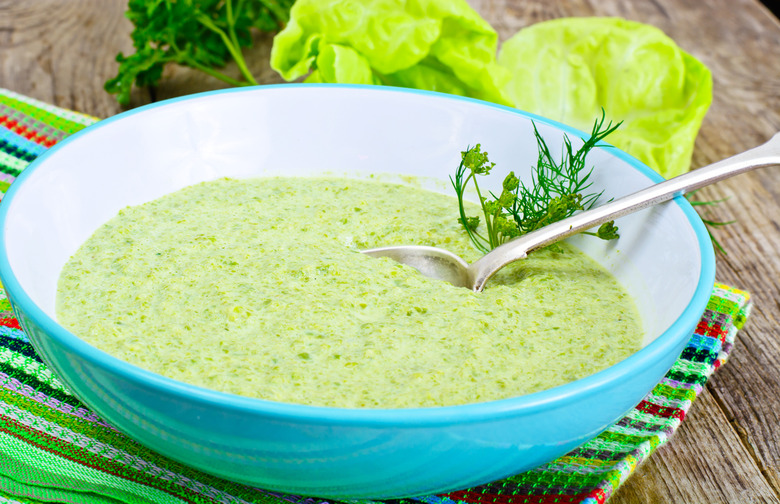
[0,88,752,504]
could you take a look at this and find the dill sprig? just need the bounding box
[686,191,735,254]
[451,112,622,254]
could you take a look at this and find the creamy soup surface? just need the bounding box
[57,177,642,408]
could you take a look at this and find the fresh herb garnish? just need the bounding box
[451,112,622,254]
[686,192,734,254]
[105,0,294,105]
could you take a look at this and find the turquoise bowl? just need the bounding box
[0,85,715,498]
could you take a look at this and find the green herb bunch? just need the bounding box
[105,0,294,105]
[451,113,622,254]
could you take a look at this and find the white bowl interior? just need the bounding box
[3,86,702,347]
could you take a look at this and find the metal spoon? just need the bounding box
[362,132,780,292]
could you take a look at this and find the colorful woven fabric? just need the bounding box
[0,88,753,504]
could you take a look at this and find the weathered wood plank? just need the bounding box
[0,0,139,116]
[613,389,779,503]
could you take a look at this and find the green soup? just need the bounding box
[57,177,642,408]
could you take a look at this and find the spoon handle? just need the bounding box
[470,131,780,291]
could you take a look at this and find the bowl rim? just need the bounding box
[0,83,716,425]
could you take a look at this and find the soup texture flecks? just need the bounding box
[57,177,642,408]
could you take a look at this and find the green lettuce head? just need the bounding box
[498,17,712,178]
[270,0,512,105]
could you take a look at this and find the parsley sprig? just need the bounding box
[451,113,622,254]
[105,0,294,105]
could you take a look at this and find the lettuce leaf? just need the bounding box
[270,0,512,105]
[498,17,712,178]
[271,9,711,178]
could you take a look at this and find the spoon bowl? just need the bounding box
[363,132,780,291]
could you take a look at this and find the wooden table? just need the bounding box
[1,1,779,502]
